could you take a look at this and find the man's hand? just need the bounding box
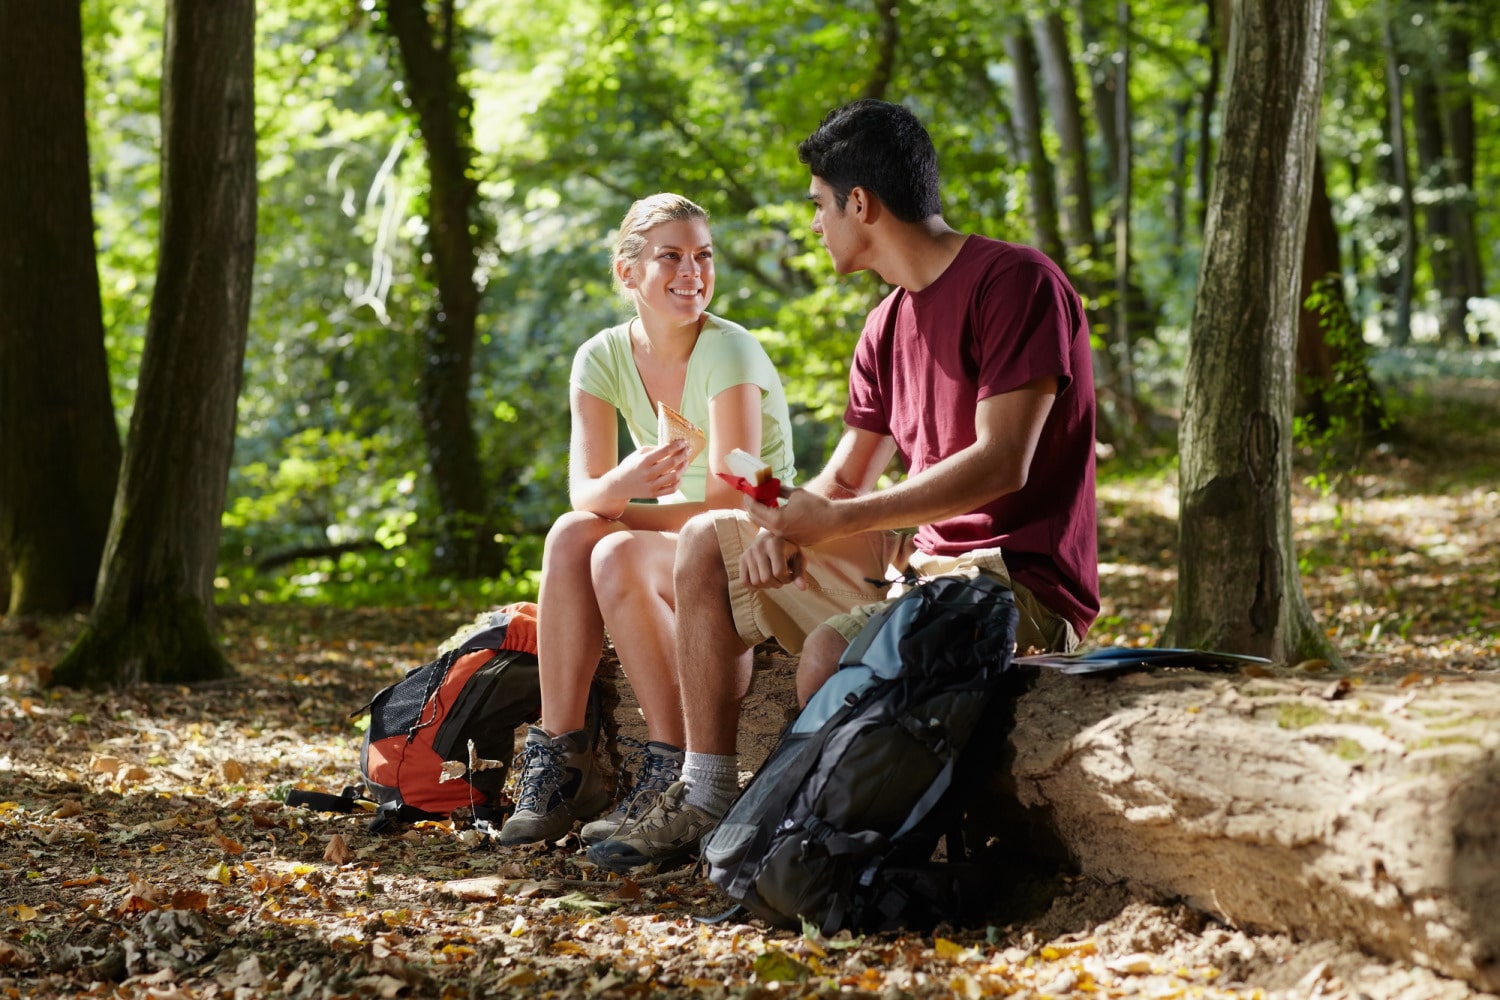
[744,487,845,549]
[739,530,807,591]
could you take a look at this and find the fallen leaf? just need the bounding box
[607,878,643,902]
[3,904,37,921]
[324,833,352,864]
[438,760,467,782]
[548,891,622,914]
[221,759,246,783]
[444,875,503,900]
[754,950,812,982]
[61,873,108,888]
[170,889,211,912]
[0,942,36,969]
[50,799,85,819]
[90,756,123,775]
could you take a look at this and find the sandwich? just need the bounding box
[724,448,773,486]
[657,401,706,463]
[718,448,783,506]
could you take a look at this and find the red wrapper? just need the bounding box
[716,472,782,507]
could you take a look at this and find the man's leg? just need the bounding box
[795,624,853,707]
[586,513,747,871]
[675,514,755,756]
[587,513,906,872]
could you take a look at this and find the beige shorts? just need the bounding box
[712,511,1079,655]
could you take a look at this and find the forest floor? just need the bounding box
[1,373,1497,1000]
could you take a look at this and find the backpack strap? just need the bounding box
[285,786,368,813]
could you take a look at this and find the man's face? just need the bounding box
[808,176,863,274]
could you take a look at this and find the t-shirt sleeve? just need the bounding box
[702,329,778,400]
[974,259,1077,400]
[570,331,620,406]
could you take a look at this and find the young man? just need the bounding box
[588,99,1099,873]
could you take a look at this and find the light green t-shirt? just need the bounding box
[570,313,797,503]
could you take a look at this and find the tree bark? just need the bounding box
[1031,11,1099,260]
[1379,15,1416,345]
[1166,0,1337,664]
[1440,19,1485,343]
[1004,30,1066,264]
[1295,151,1385,433]
[1412,76,1465,344]
[1007,664,1500,993]
[0,1,122,615]
[1112,0,1136,418]
[52,0,256,687]
[382,0,500,579]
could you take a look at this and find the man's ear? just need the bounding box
[848,185,880,224]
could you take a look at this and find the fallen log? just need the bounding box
[1006,663,1500,992]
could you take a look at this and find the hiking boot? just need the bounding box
[585,780,718,872]
[496,727,608,846]
[580,739,684,846]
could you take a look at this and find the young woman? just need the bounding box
[497,194,796,846]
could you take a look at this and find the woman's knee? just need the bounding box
[590,531,673,603]
[543,511,614,569]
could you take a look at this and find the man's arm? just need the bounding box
[748,376,1058,548]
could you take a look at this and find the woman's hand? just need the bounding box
[613,440,691,501]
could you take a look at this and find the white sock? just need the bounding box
[680,752,738,817]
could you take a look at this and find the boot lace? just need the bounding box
[613,738,681,822]
[512,739,564,814]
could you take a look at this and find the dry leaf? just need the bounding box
[438,760,467,782]
[221,759,246,783]
[120,765,151,783]
[323,834,352,865]
[90,756,123,775]
[50,799,85,819]
[607,877,643,902]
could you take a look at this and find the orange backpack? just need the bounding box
[357,602,552,832]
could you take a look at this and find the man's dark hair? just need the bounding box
[797,99,942,223]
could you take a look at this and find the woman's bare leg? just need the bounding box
[537,511,624,736]
[590,530,685,748]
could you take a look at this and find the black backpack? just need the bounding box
[701,573,1019,933]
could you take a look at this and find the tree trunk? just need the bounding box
[1412,76,1465,344]
[1031,11,1099,261]
[1112,0,1135,420]
[1380,15,1416,345]
[382,0,500,579]
[1007,663,1500,993]
[1195,0,1229,233]
[1072,0,1120,191]
[1439,14,1485,343]
[1165,0,1337,664]
[1004,30,1066,264]
[0,1,121,615]
[52,0,256,688]
[1296,151,1385,433]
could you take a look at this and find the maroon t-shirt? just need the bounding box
[843,236,1100,638]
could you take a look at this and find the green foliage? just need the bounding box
[72,0,1498,607]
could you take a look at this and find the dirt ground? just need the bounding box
[1,377,1497,999]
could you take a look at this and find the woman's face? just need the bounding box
[621,217,715,326]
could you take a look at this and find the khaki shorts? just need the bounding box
[712,511,1079,656]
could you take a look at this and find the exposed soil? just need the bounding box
[0,376,1496,999]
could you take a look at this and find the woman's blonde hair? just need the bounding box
[612,193,709,292]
